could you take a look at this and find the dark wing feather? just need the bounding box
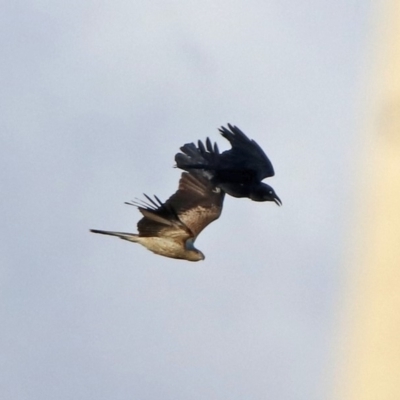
[218,123,275,180]
[175,141,217,168]
[174,143,216,181]
[126,196,190,240]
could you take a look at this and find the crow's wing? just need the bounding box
[218,124,275,180]
[175,140,218,173]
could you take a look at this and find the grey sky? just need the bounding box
[1,1,372,399]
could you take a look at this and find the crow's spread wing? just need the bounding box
[174,139,218,172]
[218,123,275,180]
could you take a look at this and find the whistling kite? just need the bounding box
[175,123,281,205]
[90,171,224,261]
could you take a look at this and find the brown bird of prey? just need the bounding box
[90,171,224,261]
[175,123,281,205]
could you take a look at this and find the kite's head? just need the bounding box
[187,250,205,261]
[185,239,206,261]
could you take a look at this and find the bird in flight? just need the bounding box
[175,124,281,205]
[90,171,224,261]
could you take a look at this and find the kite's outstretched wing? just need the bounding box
[131,171,224,240]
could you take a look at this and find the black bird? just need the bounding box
[90,171,225,261]
[175,124,281,205]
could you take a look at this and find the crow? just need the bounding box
[175,124,281,205]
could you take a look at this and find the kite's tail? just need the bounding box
[90,229,139,242]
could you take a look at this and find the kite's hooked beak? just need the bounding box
[273,195,282,206]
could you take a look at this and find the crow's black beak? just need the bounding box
[273,195,282,206]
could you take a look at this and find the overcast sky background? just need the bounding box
[2,1,374,399]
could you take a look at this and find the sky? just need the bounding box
[1,1,373,399]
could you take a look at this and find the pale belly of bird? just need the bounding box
[135,236,201,261]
